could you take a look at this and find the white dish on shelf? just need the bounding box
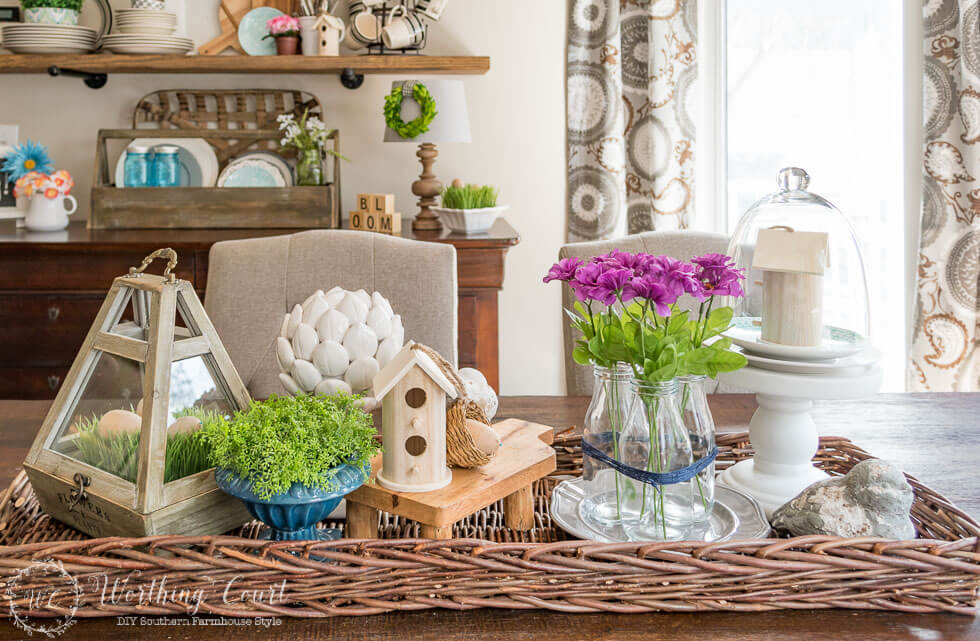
[217,156,288,188]
[114,138,218,188]
[724,317,867,361]
[432,205,507,234]
[742,346,881,376]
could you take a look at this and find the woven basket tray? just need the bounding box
[1,432,978,618]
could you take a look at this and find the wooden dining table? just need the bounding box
[0,394,977,640]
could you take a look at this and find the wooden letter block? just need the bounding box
[349,210,379,232]
[379,212,402,236]
[369,193,395,214]
[357,194,370,211]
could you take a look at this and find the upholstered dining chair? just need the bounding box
[559,230,729,396]
[205,230,458,400]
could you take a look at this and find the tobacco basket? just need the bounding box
[0,432,978,618]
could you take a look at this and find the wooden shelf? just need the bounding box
[0,54,490,75]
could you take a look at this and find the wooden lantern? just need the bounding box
[752,227,830,346]
[372,341,458,493]
[23,249,252,537]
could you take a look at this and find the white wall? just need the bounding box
[0,0,567,395]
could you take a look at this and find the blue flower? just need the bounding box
[2,141,53,181]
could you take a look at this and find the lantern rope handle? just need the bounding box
[132,248,178,278]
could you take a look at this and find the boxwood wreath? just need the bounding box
[384,82,438,139]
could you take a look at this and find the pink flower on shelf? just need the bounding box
[266,15,301,38]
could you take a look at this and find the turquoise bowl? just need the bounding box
[215,464,368,541]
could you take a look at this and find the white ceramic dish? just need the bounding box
[724,317,868,361]
[742,346,881,376]
[226,151,293,186]
[217,157,288,188]
[103,42,192,54]
[432,205,507,234]
[3,43,94,53]
[114,138,218,188]
[550,474,771,543]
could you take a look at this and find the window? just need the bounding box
[706,0,906,390]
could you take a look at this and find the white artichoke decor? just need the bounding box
[276,287,404,408]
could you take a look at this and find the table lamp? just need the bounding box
[384,79,471,232]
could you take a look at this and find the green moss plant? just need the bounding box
[21,0,85,11]
[440,183,499,210]
[199,394,380,501]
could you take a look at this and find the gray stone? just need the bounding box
[771,459,916,539]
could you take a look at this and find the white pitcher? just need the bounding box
[24,193,76,231]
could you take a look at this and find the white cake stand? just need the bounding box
[716,362,882,517]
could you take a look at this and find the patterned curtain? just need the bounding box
[910,1,980,390]
[565,0,698,242]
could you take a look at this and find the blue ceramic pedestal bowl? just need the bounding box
[215,464,368,541]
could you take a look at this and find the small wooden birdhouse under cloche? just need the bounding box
[23,249,252,538]
[752,227,830,347]
[373,341,458,493]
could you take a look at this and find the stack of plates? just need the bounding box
[1,24,97,54]
[114,9,176,35]
[724,317,878,376]
[104,8,191,54]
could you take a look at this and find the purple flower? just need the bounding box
[569,261,606,302]
[632,274,677,317]
[646,255,703,299]
[592,268,636,305]
[543,257,583,283]
[595,249,647,274]
[692,253,745,298]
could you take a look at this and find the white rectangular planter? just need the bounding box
[432,205,508,234]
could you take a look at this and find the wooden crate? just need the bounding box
[90,128,340,230]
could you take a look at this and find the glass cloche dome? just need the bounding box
[726,167,871,356]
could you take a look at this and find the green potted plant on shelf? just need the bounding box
[202,394,381,541]
[433,179,508,235]
[277,108,346,186]
[20,0,84,25]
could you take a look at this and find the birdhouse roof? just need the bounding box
[752,228,830,275]
[373,341,458,400]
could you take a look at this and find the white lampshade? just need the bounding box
[383,79,472,144]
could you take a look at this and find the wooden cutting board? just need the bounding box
[200,0,299,56]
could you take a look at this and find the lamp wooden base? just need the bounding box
[344,419,556,539]
[411,142,444,232]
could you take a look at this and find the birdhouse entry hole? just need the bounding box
[405,387,426,408]
[405,435,427,456]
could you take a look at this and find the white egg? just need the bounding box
[312,340,349,376]
[279,372,303,395]
[352,288,371,309]
[324,286,346,307]
[292,323,319,361]
[301,294,330,328]
[464,419,501,456]
[168,415,201,436]
[276,336,296,372]
[314,377,352,397]
[135,398,144,415]
[286,304,303,339]
[292,359,322,392]
[390,314,405,347]
[354,396,379,411]
[279,313,290,338]
[343,323,378,361]
[345,357,380,393]
[372,291,394,317]
[366,305,393,339]
[302,289,324,308]
[376,336,401,368]
[337,293,368,324]
[459,367,487,387]
[98,409,142,436]
[316,308,350,343]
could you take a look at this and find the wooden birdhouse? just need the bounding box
[23,249,252,538]
[752,227,830,346]
[372,341,458,493]
[314,13,344,56]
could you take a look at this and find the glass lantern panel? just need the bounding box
[728,168,872,342]
[50,352,234,485]
[51,350,144,484]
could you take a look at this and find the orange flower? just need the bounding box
[44,188,58,199]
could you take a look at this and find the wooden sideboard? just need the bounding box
[0,219,518,399]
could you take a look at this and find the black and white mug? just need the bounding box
[381,6,425,49]
[415,0,449,20]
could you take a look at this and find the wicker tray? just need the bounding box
[0,432,978,618]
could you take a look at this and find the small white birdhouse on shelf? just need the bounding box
[752,227,830,347]
[373,341,458,493]
[314,13,345,56]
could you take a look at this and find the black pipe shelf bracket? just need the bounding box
[340,67,364,90]
[48,65,108,90]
